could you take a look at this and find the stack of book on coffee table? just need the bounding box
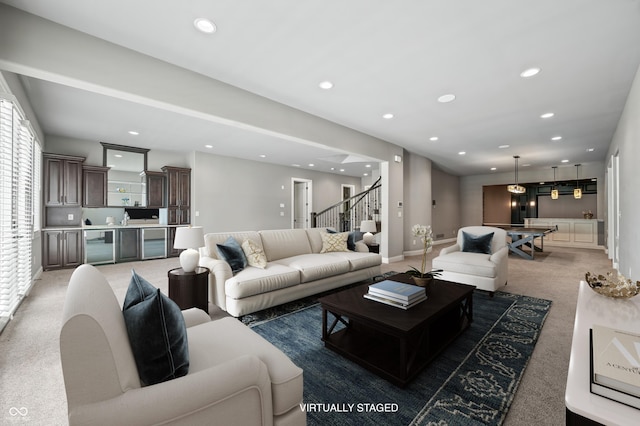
[364,280,427,309]
[590,324,640,409]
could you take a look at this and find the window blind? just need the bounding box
[0,96,37,326]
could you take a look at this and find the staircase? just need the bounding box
[311,177,382,232]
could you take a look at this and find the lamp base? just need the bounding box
[363,232,375,245]
[179,248,199,272]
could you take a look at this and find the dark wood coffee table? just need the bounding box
[318,273,474,387]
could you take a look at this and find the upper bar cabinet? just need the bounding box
[43,153,84,207]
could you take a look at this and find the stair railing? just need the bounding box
[311,177,382,231]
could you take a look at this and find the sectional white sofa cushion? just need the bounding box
[200,228,382,317]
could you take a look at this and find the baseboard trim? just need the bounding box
[383,255,404,264]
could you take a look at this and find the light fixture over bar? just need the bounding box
[507,155,526,194]
[551,166,559,200]
[574,164,582,199]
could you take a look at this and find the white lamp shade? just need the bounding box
[174,226,204,272]
[173,226,204,250]
[360,220,377,233]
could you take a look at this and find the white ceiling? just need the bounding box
[3,0,640,177]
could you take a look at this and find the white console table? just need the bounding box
[565,281,640,425]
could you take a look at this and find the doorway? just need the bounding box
[341,184,356,231]
[292,178,312,229]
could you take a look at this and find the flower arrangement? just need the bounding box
[406,224,442,279]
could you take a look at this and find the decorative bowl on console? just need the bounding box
[585,271,640,299]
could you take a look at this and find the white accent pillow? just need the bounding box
[241,239,267,269]
[320,232,349,253]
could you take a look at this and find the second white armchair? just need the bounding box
[432,226,508,295]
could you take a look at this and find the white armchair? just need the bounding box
[60,264,305,426]
[432,226,508,295]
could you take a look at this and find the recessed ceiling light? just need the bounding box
[540,112,555,119]
[128,130,139,136]
[522,163,531,167]
[551,136,562,141]
[259,154,267,158]
[438,94,456,103]
[205,144,213,148]
[292,164,301,167]
[561,159,569,163]
[382,113,394,119]
[330,167,335,171]
[363,173,369,176]
[498,144,510,149]
[586,148,595,152]
[319,81,333,90]
[194,18,216,34]
[308,163,314,167]
[458,151,466,155]
[430,136,439,141]
[339,168,345,172]
[520,67,541,78]
[365,164,371,168]
[114,154,123,158]
[490,167,497,171]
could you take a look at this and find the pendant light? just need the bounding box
[507,155,526,194]
[574,164,582,199]
[551,166,559,200]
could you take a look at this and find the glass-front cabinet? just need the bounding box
[84,229,115,265]
[142,227,167,259]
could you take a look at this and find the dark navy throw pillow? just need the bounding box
[122,270,189,386]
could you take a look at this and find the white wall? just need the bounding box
[606,64,640,281]
[192,152,363,232]
[431,167,461,241]
[403,151,433,253]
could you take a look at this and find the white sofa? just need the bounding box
[431,226,508,295]
[60,264,305,426]
[199,228,382,317]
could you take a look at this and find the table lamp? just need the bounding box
[360,220,377,245]
[173,226,204,272]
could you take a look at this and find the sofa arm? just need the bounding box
[68,355,274,426]
[439,243,460,256]
[199,255,232,312]
[182,307,211,328]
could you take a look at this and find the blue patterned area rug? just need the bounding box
[250,290,551,426]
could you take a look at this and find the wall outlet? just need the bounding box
[280,203,285,208]
[397,211,402,217]
[67,214,74,220]
[412,239,416,245]
[195,211,200,217]
[280,211,284,216]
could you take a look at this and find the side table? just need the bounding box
[366,243,380,254]
[168,266,209,313]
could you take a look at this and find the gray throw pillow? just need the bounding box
[462,231,494,254]
[216,236,247,274]
[122,270,189,386]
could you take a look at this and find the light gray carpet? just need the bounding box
[0,245,615,425]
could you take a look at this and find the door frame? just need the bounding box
[291,178,313,229]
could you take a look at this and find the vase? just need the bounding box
[412,276,433,294]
